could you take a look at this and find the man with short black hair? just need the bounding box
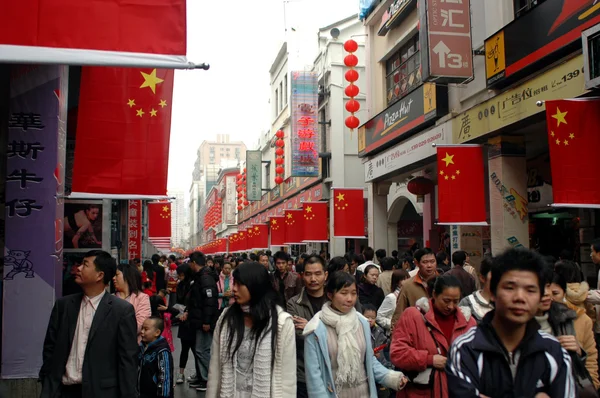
[446,250,477,298]
[375,248,387,264]
[447,248,575,397]
[257,251,270,270]
[391,248,437,329]
[40,250,138,398]
[287,256,328,398]
[181,251,218,392]
[273,251,302,303]
[356,246,380,273]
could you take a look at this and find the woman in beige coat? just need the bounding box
[206,262,296,398]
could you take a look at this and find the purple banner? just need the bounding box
[3,65,67,378]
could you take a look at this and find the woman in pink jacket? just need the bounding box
[113,262,151,343]
[391,274,476,398]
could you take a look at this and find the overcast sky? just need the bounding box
[167,0,359,195]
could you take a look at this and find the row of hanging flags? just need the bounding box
[196,189,366,254]
[436,98,600,225]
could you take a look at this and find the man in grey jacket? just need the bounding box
[287,256,328,398]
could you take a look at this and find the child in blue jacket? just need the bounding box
[138,316,174,398]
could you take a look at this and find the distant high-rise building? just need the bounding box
[189,134,247,246]
[168,190,186,247]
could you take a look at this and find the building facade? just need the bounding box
[168,189,186,247]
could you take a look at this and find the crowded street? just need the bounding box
[3,0,600,397]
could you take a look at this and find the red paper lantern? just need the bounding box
[275,157,284,165]
[238,199,243,204]
[276,130,284,138]
[345,84,359,97]
[344,39,358,53]
[243,168,246,173]
[243,200,249,206]
[275,166,284,174]
[344,54,358,67]
[237,174,243,180]
[407,177,434,203]
[345,115,360,129]
[275,148,284,156]
[275,176,284,185]
[237,205,242,211]
[345,99,360,113]
[275,139,285,147]
[345,69,359,83]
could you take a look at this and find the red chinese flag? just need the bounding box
[270,217,286,246]
[228,234,238,253]
[333,189,365,238]
[284,209,304,244]
[254,224,269,249]
[246,227,256,250]
[302,202,328,242]
[546,99,600,206]
[0,1,186,57]
[148,202,171,249]
[437,145,487,224]
[238,230,247,252]
[72,67,174,196]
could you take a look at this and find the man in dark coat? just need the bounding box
[39,250,138,398]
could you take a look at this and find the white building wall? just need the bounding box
[168,190,186,247]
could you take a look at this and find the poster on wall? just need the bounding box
[62,253,84,297]
[290,71,319,177]
[63,200,103,251]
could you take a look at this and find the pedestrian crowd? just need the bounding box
[38,240,600,397]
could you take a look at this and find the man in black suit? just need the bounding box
[39,250,138,398]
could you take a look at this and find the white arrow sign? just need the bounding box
[432,41,451,68]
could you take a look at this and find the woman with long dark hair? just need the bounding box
[113,263,151,343]
[304,272,407,397]
[206,262,296,397]
[141,259,156,294]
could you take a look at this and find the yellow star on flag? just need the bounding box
[439,170,444,175]
[140,69,164,94]
[556,139,560,145]
[569,133,575,139]
[127,99,136,108]
[336,193,345,201]
[150,108,158,117]
[451,175,456,180]
[162,206,169,212]
[564,140,569,146]
[442,152,455,167]
[255,226,259,231]
[552,107,568,127]
[444,175,449,180]
[287,213,293,219]
[306,206,313,213]
[456,170,460,175]
[159,99,168,108]
[550,131,555,137]
[136,108,145,117]
[272,219,277,225]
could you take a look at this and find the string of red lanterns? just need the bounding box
[344,39,360,130]
[236,171,247,211]
[274,129,285,185]
[203,196,223,229]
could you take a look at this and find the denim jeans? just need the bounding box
[194,329,213,381]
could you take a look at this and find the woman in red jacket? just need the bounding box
[390,274,476,398]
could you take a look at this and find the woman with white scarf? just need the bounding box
[206,262,296,398]
[303,271,407,397]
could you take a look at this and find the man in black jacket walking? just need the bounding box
[446,248,575,397]
[181,251,218,392]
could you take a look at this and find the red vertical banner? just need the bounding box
[127,200,142,260]
[246,227,255,250]
[238,229,247,252]
[333,188,365,238]
[148,202,171,249]
[270,216,286,246]
[284,209,304,244]
[254,224,269,249]
[302,201,328,242]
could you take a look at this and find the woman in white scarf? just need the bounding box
[303,271,407,397]
[206,262,296,398]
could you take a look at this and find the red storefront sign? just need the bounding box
[128,200,142,260]
[421,0,474,82]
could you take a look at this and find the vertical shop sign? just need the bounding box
[246,150,262,201]
[128,200,142,260]
[291,71,319,176]
[3,65,67,378]
[420,0,474,83]
[225,175,236,224]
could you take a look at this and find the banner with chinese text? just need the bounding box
[128,200,142,260]
[290,71,319,176]
[246,150,262,201]
[3,65,68,378]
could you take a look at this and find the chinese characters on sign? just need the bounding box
[246,150,263,201]
[291,71,319,176]
[421,0,474,82]
[128,200,142,260]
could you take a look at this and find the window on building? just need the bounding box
[265,163,271,189]
[279,81,284,111]
[275,88,279,115]
[514,0,546,18]
[226,147,230,151]
[386,34,421,105]
[283,74,288,106]
[235,148,240,159]
[209,146,215,152]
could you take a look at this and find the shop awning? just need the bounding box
[0,0,195,69]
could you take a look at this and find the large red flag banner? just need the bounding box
[333,188,365,238]
[436,145,487,224]
[127,200,142,260]
[545,99,600,207]
[148,202,171,249]
[284,209,305,244]
[253,224,269,249]
[238,230,247,252]
[270,217,286,246]
[0,0,187,66]
[246,227,256,250]
[302,202,328,242]
[72,67,174,197]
